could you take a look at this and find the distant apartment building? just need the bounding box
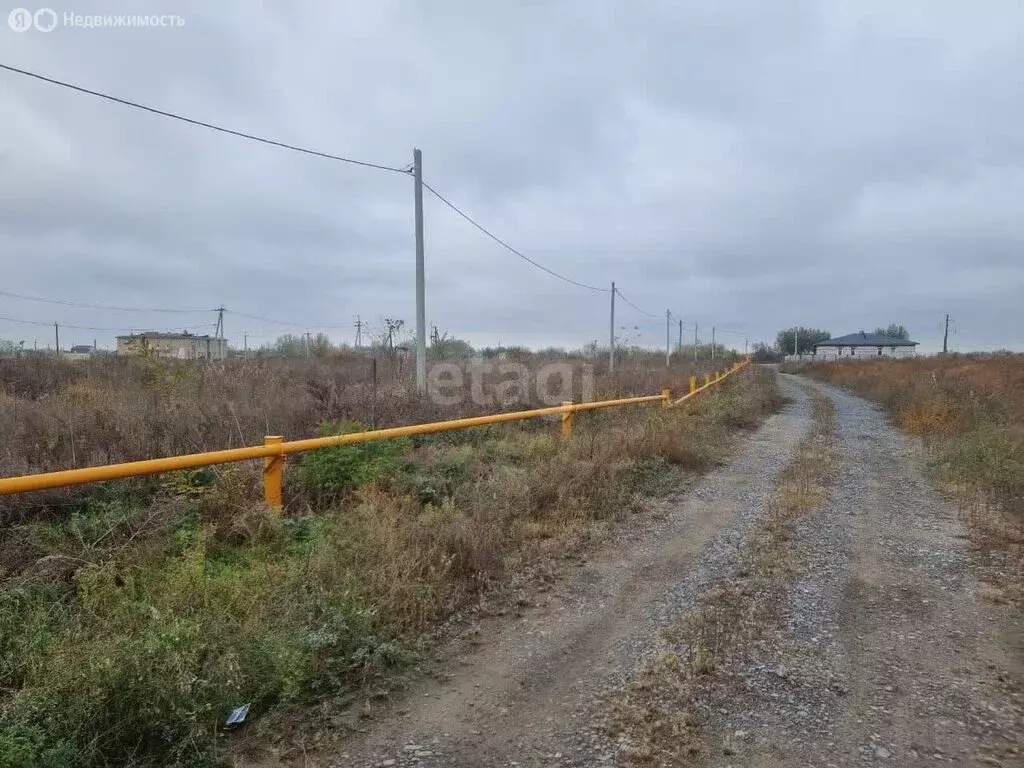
[116,332,226,360]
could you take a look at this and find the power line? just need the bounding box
[613,287,660,318]
[0,314,217,332]
[422,180,609,293]
[0,288,212,313]
[0,63,408,175]
[224,309,354,329]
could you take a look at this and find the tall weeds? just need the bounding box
[804,355,1023,553]
[0,357,778,766]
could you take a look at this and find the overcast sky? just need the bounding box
[2,1,1022,354]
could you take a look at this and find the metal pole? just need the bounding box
[665,310,671,369]
[609,281,615,374]
[942,314,949,354]
[711,326,716,361]
[413,148,427,394]
[678,318,683,354]
[54,322,59,357]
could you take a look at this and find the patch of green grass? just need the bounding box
[298,421,413,501]
[0,525,409,767]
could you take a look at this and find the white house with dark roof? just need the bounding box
[813,331,919,360]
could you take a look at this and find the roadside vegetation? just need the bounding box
[803,355,1023,568]
[0,353,778,767]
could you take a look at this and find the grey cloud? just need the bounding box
[1,0,1022,354]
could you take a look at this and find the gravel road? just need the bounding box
[333,373,1022,768]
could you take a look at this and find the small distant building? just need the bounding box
[65,344,95,361]
[813,331,919,360]
[116,332,226,360]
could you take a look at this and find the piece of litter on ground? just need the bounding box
[225,703,250,726]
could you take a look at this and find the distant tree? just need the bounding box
[273,334,305,356]
[751,341,782,363]
[429,330,474,360]
[775,327,831,355]
[873,324,910,340]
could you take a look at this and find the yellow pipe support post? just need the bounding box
[704,373,712,386]
[263,436,285,509]
[662,389,671,408]
[689,376,697,394]
[561,401,574,439]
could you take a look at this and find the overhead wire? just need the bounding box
[1,64,748,344]
[422,181,609,293]
[613,286,661,318]
[224,309,354,329]
[0,289,212,313]
[0,314,217,332]
[0,63,408,174]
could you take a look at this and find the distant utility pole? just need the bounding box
[413,148,427,394]
[694,323,698,362]
[665,309,671,369]
[711,326,716,361]
[677,318,683,354]
[54,322,59,358]
[243,333,248,359]
[304,331,310,359]
[744,338,748,356]
[609,281,616,374]
[943,313,950,354]
[213,306,226,361]
[794,327,799,357]
[354,316,362,348]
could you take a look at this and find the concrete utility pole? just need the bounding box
[243,333,248,359]
[355,316,362,348]
[665,309,671,369]
[304,331,310,359]
[694,323,698,362]
[413,148,427,394]
[794,327,799,358]
[54,322,59,358]
[212,306,226,361]
[609,281,616,374]
[744,338,748,356]
[942,313,950,355]
[711,326,716,361]
[678,318,683,354]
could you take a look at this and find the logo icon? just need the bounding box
[8,7,33,31]
[33,7,56,31]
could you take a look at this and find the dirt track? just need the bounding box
[335,374,1022,767]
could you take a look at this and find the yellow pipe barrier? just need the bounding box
[0,391,667,505]
[0,365,751,508]
[670,358,751,408]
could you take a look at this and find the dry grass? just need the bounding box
[609,389,837,765]
[0,355,777,767]
[802,355,1024,571]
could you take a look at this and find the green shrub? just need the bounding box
[298,421,412,501]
